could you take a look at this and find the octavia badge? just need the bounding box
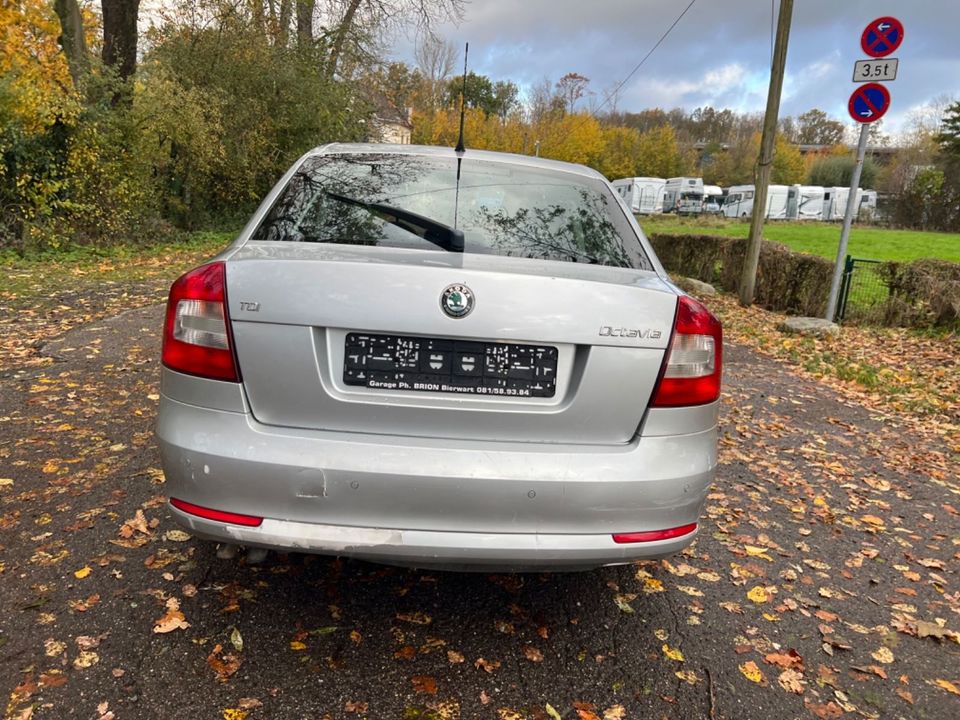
[441,284,474,318]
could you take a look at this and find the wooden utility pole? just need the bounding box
[739,0,794,306]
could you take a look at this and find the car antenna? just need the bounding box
[454,42,469,153]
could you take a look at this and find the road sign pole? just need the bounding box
[825,122,870,322]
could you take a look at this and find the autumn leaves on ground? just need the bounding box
[1,242,958,720]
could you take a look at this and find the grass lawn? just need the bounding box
[638,215,960,264]
[1,230,236,308]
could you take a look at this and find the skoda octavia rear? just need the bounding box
[156,143,721,570]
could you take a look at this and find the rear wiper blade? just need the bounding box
[325,191,464,252]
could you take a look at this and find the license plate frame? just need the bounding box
[343,332,558,398]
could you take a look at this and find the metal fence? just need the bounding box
[836,255,888,322]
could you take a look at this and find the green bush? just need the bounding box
[879,259,960,328]
[649,233,834,316]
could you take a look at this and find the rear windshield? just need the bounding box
[250,153,652,270]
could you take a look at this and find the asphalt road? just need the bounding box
[1,303,957,720]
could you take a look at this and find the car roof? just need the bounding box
[313,143,607,182]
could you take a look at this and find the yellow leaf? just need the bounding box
[744,546,773,562]
[932,679,960,696]
[545,704,562,720]
[739,661,765,684]
[643,578,665,593]
[289,641,307,651]
[222,710,249,720]
[74,566,91,579]
[675,670,699,684]
[73,651,99,669]
[747,586,770,603]
[661,644,684,662]
[871,647,894,664]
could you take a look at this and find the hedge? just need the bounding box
[878,259,960,328]
[649,234,833,317]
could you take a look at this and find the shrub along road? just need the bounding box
[0,263,958,720]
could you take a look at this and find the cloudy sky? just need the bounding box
[390,0,958,135]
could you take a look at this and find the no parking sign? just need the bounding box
[848,83,890,124]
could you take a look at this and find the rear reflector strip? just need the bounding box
[612,523,697,544]
[170,498,263,527]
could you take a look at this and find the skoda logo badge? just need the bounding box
[441,284,474,318]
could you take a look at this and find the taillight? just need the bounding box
[612,523,698,544]
[170,498,262,527]
[161,262,240,382]
[651,295,722,407]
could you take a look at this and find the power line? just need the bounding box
[594,0,697,115]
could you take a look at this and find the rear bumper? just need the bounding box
[157,395,716,570]
[170,506,698,571]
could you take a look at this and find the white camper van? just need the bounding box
[663,177,704,215]
[786,185,825,221]
[723,184,789,219]
[703,185,724,214]
[611,177,666,214]
[822,187,864,221]
[723,185,755,218]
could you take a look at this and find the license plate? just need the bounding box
[343,333,558,398]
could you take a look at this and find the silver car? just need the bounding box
[156,143,721,571]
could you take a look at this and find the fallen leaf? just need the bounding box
[207,644,242,682]
[73,651,99,669]
[76,634,107,651]
[764,649,804,670]
[475,657,501,673]
[396,611,432,625]
[44,639,67,657]
[871,647,894,664]
[746,586,771,603]
[602,704,626,720]
[613,594,636,614]
[230,627,243,653]
[545,704,563,720]
[523,646,544,662]
[74,566,91,579]
[222,710,248,720]
[447,650,464,664]
[289,641,307,651]
[930,679,960,696]
[411,675,437,695]
[739,661,765,684]
[895,687,913,704]
[153,597,189,634]
[745,545,774,562]
[675,670,699,684]
[344,700,368,713]
[661,644,684,662]
[804,700,844,719]
[778,669,805,694]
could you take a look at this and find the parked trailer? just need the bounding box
[822,187,864,221]
[663,177,704,215]
[722,184,789,219]
[859,190,878,220]
[786,185,825,221]
[611,177,666,214]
